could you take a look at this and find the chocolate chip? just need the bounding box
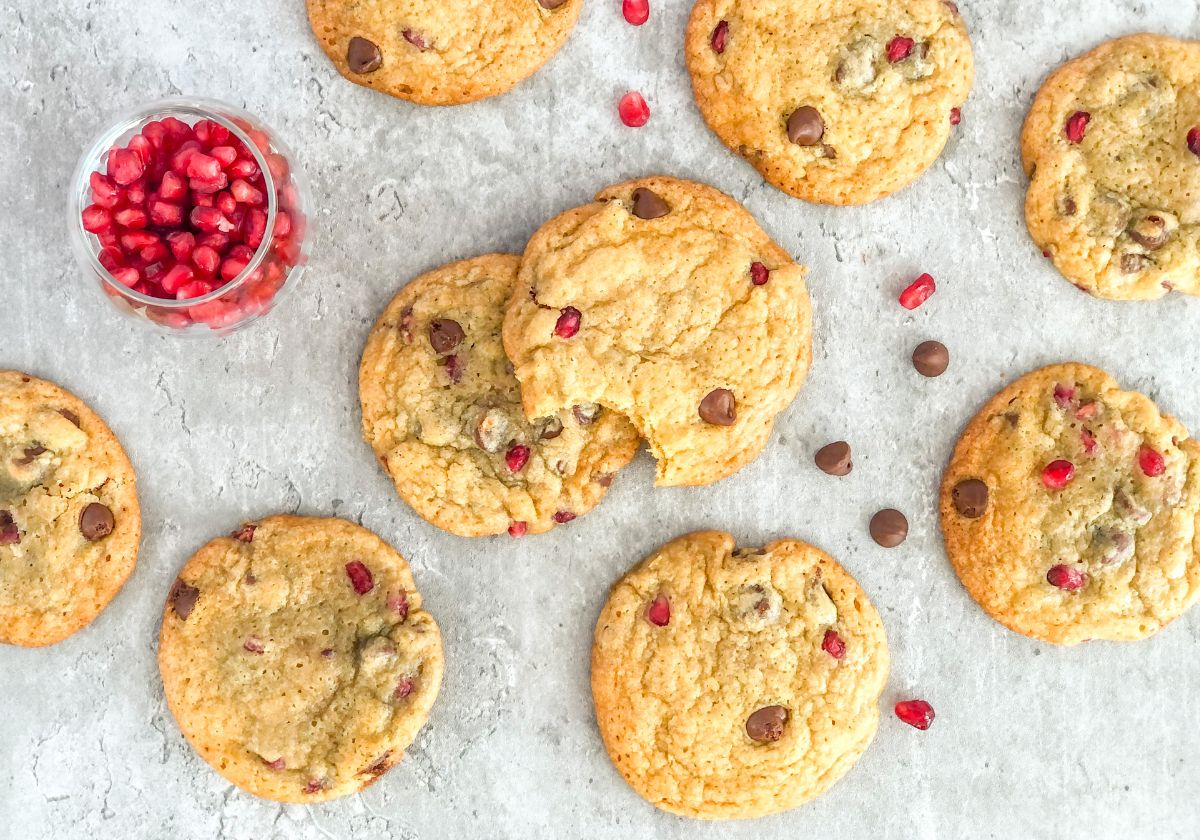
[698,388,736,426]
[402,29,430,50]
[631,188,669,220]
[1004,411,1019,427]
[1128,210,1177,250]
[952,479,988,518]
[58,409,81,427]
[170,579,200,619]
[346,36,383,74]
[912,340,949,377]
[538,0,569,7]
[869,509,908,547]
[428,319,464,355]
[0,510,19,545]
[572,403,601,425]
[745,705,789,743]
[79,502,114,541]
[815,441,852,476]
[14,445,46,466]
[473,407,513,453]
[1120,253,1149,273]
[538,417,563,440]
[786,106,824,145]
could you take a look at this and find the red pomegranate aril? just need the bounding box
[124,181,147,206]
[822,629,847,659]
[140,242,169,264]
[750,262,770,285]
[886,35,915,62]
[899,272,936,309]
[618,91,650,127]
[166,231,195,262]
[90,171,122,208]
[262,756,284,770]
[220,255,251,282]
[272,211,292,238]
[403,28,430,49]
[508,521,528,538]
[193,192,215,208]
[127,134,154,165]
[211,145,238,167]
[97,246,125,271]
[1080,428,1097,455]
[190,173,228,194]
[243,637,265,654]
[158,170,187,201]
[1047,564,1085,591]
[228,158,259,179]
[555,306,582,338]
[711,19,729,53]
[160,263,194,295]
[622,0,649,25]
[1188,127,1200,158]
[190,245,221,276]
[646,594,670,626]
[1065,111,1090,144]
[231,178,264,206]
[161,116,191,142]
[110,267,140,287]
[553,511,576,524]
[216,191,237,216]
[244,209,268,248]
[191,206,235,233]
[176,279,213,300]
[98,232,119,249]
[505,444,531,472]
[1041,459,1075,489]
[895,699,935,730]
[107,148,145,185]
[82,205,114,234]
[274,237,301,267]
[149,200,183,227]
[142,120,167,148]
[266,153,289,182]
[950,107,961,125]
[170,141,201,173]
[120,230,158,252]
[1053,383,1076,409]
[1075,401,1098,420]
[198,232,229,251]
[198,120,231,147]
[1138,446,1166,477]
[345,560,375,594]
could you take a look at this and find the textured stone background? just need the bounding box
[3,0,1200,837]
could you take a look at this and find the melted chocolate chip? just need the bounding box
[952,479,988,518]
[631,188,669,220]
[699,388,736,426]
[912,340,949,377]
[170,579,200,620]
[538,417,563,440]
[14,445,47,466]
[58,408,81,427]
[79,502,114,540]
[869,509,908,547]
[815,441,852,476]
[746,705,789,743]
[346,36,383,74]
[572,403,601,425]
[537,0,569,7]
[1120,253,1149,273]
[786,106,824,145]
[428,319,465,355]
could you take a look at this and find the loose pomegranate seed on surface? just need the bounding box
[1138,446,1166,477]
[898,273,936,309]
[345,560,375,594]
[711,19,729,53]
[505,444,531,473]
[750,262,770,286]
[895,699,935,730]
[1047,564,1085,591]
[950,107,961,126]
[1064,111,1090,144]
[508,521,528,538]
[1187,127,1200,158]
[622,0,649,24]
[646,594,670,626]
[1041,459,1075,489]
[554,306,582,338]
[821,629,846,659]
[886,36,914,62]
[618,91,650,127]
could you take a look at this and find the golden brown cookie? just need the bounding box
[307,0,582,106]
[502,177,812,487]
[359,254,640,537]
[941,363,1200,645]
[0,371,140,647]
[1022,34,1200,299]
[158,515,444,802]
[685,0,973,205]
[591,531,889,819]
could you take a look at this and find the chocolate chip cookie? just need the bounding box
[1022,34,1200,299]
[307,0,582,106]
[360,254,640,537]
[502,177,812,487]
[0,371,140,647]
[158,515,443,802]
[591,531,889,819]
[941,363,1200,644]
[685,0,973,205]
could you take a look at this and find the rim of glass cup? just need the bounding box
[68,96,288,312]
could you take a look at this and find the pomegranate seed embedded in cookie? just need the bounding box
[1047,564,1086,591]
[710,19,728,53]
[750,262,770,285]
[554,307,581,338]
[345,560,375,594]
[821,629,846,659]
[1041,459,1075,490]
[1138,446,1165,477]
[646,594,670,626]
[894,699,934,730]
[507,521,528,538]
[1064,111,1089,144]
[886,36,914,62]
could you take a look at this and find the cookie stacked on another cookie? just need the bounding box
[592,531,889,819]
[0,371,140,647]
[1022,34,1200,299]
[360,254,640,537]
[158,515,444,802]
[503,176,812,486]
[941,363,1200,644]
[307,0,582,105]
[685,0,973,204]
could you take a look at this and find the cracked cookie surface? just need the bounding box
[591,531,888,819]
[360,254,640,537]
[1022,34,1200,299]
[0,371,140,647]
[307,0,581,105]
[941,363,1200,644]
[502,177,812,487]
[685,0,973,205]
[158,515,443,803]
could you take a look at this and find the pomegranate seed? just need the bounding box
[387,590,409,619]
[193,192,215,208]
[107,148,145,185]
[1080,428,1097,455]
[114,206,148,229]
[176,280,214,300]
[263,757,285,770]
[618,91,650,127]
[148,200,183,227]
[622,0,649,25]
[228,158,259,179]
[127,134,154,165]
[142,121,167,149]
[646,594,670,626]
[230,178,264,205]
[1188,127,1200,158]
[886,36,914,62]
[750,262,770,285]
[505,444,531,472]
[97,246,125,271]
[1138,445,1166,477]
[89,171,122,208]
[266,153,290,183]
[1074,401,1098,420]
[303,779,327,795]
[1047,564,1085,591]
[120,230,158,251]
[274,237,302,267]
[1041,459,1075,490]
[210,145,238,167]
[191,206,236,233]
[233,523,257,542]
[553,510,576,524]
[710,19,729,53]
[124,182,146,205]
[214,191,236,216]
[1064,111,1090,144]
[508,521,528,537]
[403,28,430,50]
[554,306,581,338]
[1052,383,1075,409]
[166,231,195,262]
[110,267,140,287]
[898,273,936,309]
[244,637,265,654]
[950,107,961,125]
[192,245,221,275]
[821,629,846,659]
[244,209,269,247]
[190,174,228,194]
[895,699,935,730]
[158,170,187,201]
[160,264,194,295]
[273,211,293,239]
[170,141,201,173]
[221,255,251,282]
[161,117,191,142]
[394,677,415,700]
[81,205,114,234]
[198,232,229,251]
[345,560,374,594]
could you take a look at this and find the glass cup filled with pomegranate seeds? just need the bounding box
[68,97,312,335]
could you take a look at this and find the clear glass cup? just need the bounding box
[67,97,313,336]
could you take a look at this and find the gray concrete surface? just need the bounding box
[3,0,1200,837]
